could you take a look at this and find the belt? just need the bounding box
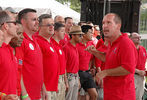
[135,73,139,75]
[79,70,90,73]
[67,73,78,77]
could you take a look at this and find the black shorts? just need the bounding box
[78,70,96,91]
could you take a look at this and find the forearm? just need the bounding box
[93,50,106,62]
[104,66,130,76]
[21,76,28,96]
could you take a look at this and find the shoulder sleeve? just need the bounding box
[119,38,136,73]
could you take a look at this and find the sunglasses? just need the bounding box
[40,24,54,27]
[73,34,83,37]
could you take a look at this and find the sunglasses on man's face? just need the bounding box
[73,34,83,37]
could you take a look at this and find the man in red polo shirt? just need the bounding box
[86,13,137,100]
[130,32,147,100]
[76,25,97,100]
[51,22,68,100]
[18,9,45,100]
[63,25,84,100]
[59,17,73,46]
[37,14,59,100]
[0,11,18,100]
[9,23,24,98]
[54,15,65,25]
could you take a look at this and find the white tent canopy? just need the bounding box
[0,0,80,22]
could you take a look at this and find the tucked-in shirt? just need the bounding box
[63,42,79,73]
[136,45,147,70]
[76,42,93,71]
[36,36,59,91]
[21,32,43,99]
[0,43,17,94]
[51,38,66,75]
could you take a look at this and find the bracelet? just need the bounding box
[21,94,28,99]
[0,93,6,100]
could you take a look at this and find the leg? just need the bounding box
[71,76,79,100]
[135,74,145,100]
[66,75,75,100]
[87,88,98,100]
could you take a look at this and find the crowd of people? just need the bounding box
[0,7,146,100]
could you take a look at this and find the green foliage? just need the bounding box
[56,0,81,12]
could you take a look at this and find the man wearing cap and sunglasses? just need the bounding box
[63,25,84,100]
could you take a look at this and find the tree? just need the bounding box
[56,0,81,12]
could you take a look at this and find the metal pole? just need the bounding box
[107,0,111,13]
[103,0,107,17]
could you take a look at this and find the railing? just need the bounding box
[141,39,147,50]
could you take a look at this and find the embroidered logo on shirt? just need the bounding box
[29,43,34,50]
[113,48,117,54]
[59,49,62,55]
[50,47,54,52]
[18,59,23,65]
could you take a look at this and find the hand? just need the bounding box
[42,92,49,100]
[90,68,96,77]
[78,79,81,89]
[138,70,146,76]
[2,94,18,100]
[96,70,107,81]
[85,45,97,54]
[65,82,69,92]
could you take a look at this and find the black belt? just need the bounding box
[79,70,90,73]
[135,73,139,75]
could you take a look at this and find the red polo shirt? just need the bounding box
[0,43,17,94]
[136,46,147,70]
[21,32,43,99]
[95,40,108,71]
[36,36,59,91]
[51,38,66,75]
[15,47,24,96]
[103,34,136,100]
[59,33,70,46]
[76,42,93,71]
[63,42,79,73]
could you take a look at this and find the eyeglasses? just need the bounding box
[0,21,18,26]
[40,24,54,27]
[6,21,18,25]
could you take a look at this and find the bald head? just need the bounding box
[54,15,65,24]
[130,32,141,45]
[105,13,122,24]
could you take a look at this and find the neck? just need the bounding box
[23,27,34,40]
[39,31,52,42]
[110,31,121,44]
[82,38,88,46]
[70,39,76,46]
[135,44,140,49]
[52,35,60,44]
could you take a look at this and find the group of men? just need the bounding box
[0,7,146,100]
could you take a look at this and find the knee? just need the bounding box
[90,92,98,99]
